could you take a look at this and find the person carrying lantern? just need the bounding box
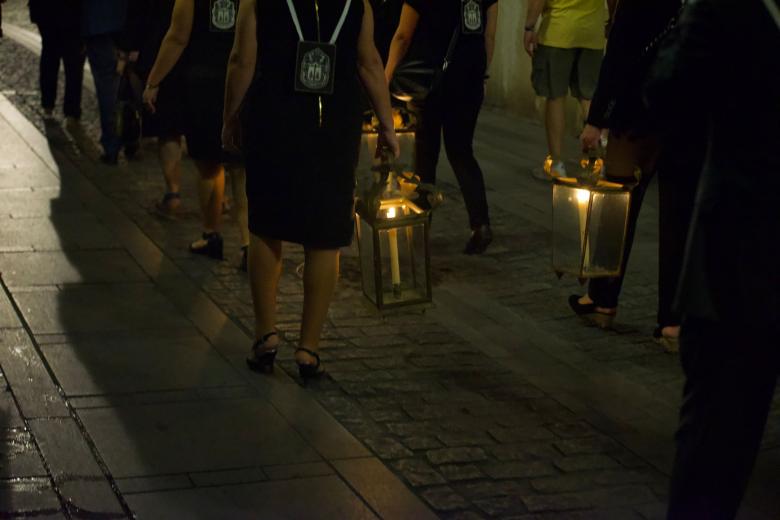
[144,0,249,265]
[567,0,701,352]
[384,0,499,255]
[222,0,399,379]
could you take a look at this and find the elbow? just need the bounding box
[392,32,412,51]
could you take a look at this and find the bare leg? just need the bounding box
[248,234,282,347]
[297,248,340,365]
[194,160,225,233]
[578,98,592,130]
[159,136,183,194]
[157,136,183,212]
[228,167,250,247]
[545,96,567,160]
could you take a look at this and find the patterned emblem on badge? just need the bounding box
[211,0,237,31]
[463,0,482,32]
[300,48,331,91]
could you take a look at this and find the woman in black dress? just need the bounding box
[143,0,248,261]
[223,0,398,378]
[385,0,499,254]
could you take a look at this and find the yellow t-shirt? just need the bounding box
[538,0,608,50]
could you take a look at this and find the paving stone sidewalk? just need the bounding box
[1,10,779,518]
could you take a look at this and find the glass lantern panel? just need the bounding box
[357,215,379,305]
[552,184,590,276]
[376,220,429,306]
[583,190,631,277]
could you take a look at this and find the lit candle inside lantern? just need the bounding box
[575,189,590,253]
[386,207,402,297]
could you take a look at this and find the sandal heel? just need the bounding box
[295,347,324,381]
[247,332,278,374]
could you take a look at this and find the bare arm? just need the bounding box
[524,0,544,30]
[146,0,193,87]
[523,0,544,56]
[384,4,420,83]
[358,0,399,156]
[484,4,498,68]
[224,0,258,124]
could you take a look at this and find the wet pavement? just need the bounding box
[1,6,779,519]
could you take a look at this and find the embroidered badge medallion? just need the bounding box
[211,0,237,31]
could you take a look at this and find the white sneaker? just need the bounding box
[550,160,567,178]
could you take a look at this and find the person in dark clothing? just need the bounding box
[385,0,499,255]
[82,0,128,164]
[567,0,700,350]
[222,0,398,378]
[644,0,780,517]
[29,0,85,120]
[144,0,249,263]
[120,0,187,218]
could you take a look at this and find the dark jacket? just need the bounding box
[646,0,780,328]
[81,0,127,37]
[586,0,681,135]
[29,0,81,28]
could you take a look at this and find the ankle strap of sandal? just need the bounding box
[253,331,278,350]
[295,347,321,366]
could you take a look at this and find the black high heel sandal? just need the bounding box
[246,332,278,373]
[190,232,224,260]
[295,348,324,380]
[568,295,616,329]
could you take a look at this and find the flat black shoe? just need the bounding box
[568,294,615,329]
[246,332,278,373]
[190,232,224,260]
[295,347,324,380]
[464,225,493,255]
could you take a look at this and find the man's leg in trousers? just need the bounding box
[86,34,121,156]
[38,24,61,111]
[588,135,658,308]
[62,31,85,119]
[656,164,699,327]
[412,96,444,186]
[442,85,490,229]
[668,317,778,519]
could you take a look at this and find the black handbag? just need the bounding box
[390,24,460,103]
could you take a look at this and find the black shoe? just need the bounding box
[246,332,278,373]
[464,225,493,255]
[295,347,324,381]
[124,143,140,160]
[568,295,615,329]
[100,152,119,165]
[239,246,248,273]
[190,232,224,260]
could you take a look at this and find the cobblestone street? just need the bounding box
[1,5,779,519]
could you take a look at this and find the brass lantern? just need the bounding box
[355,160,434,310]
[552,158,636,280]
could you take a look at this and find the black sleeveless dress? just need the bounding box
[242,0,364,249]
[184,0,239,162]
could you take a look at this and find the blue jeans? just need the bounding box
[86,34,121,156]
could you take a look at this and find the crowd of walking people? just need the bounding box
[12,0,778,517]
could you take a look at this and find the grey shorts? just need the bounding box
[532,45,603,100]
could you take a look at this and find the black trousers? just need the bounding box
[38,22,85,118]
[667,316,779,519]
[412,80,490,229]
[589,134,659,310]
[589,134,700,327]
